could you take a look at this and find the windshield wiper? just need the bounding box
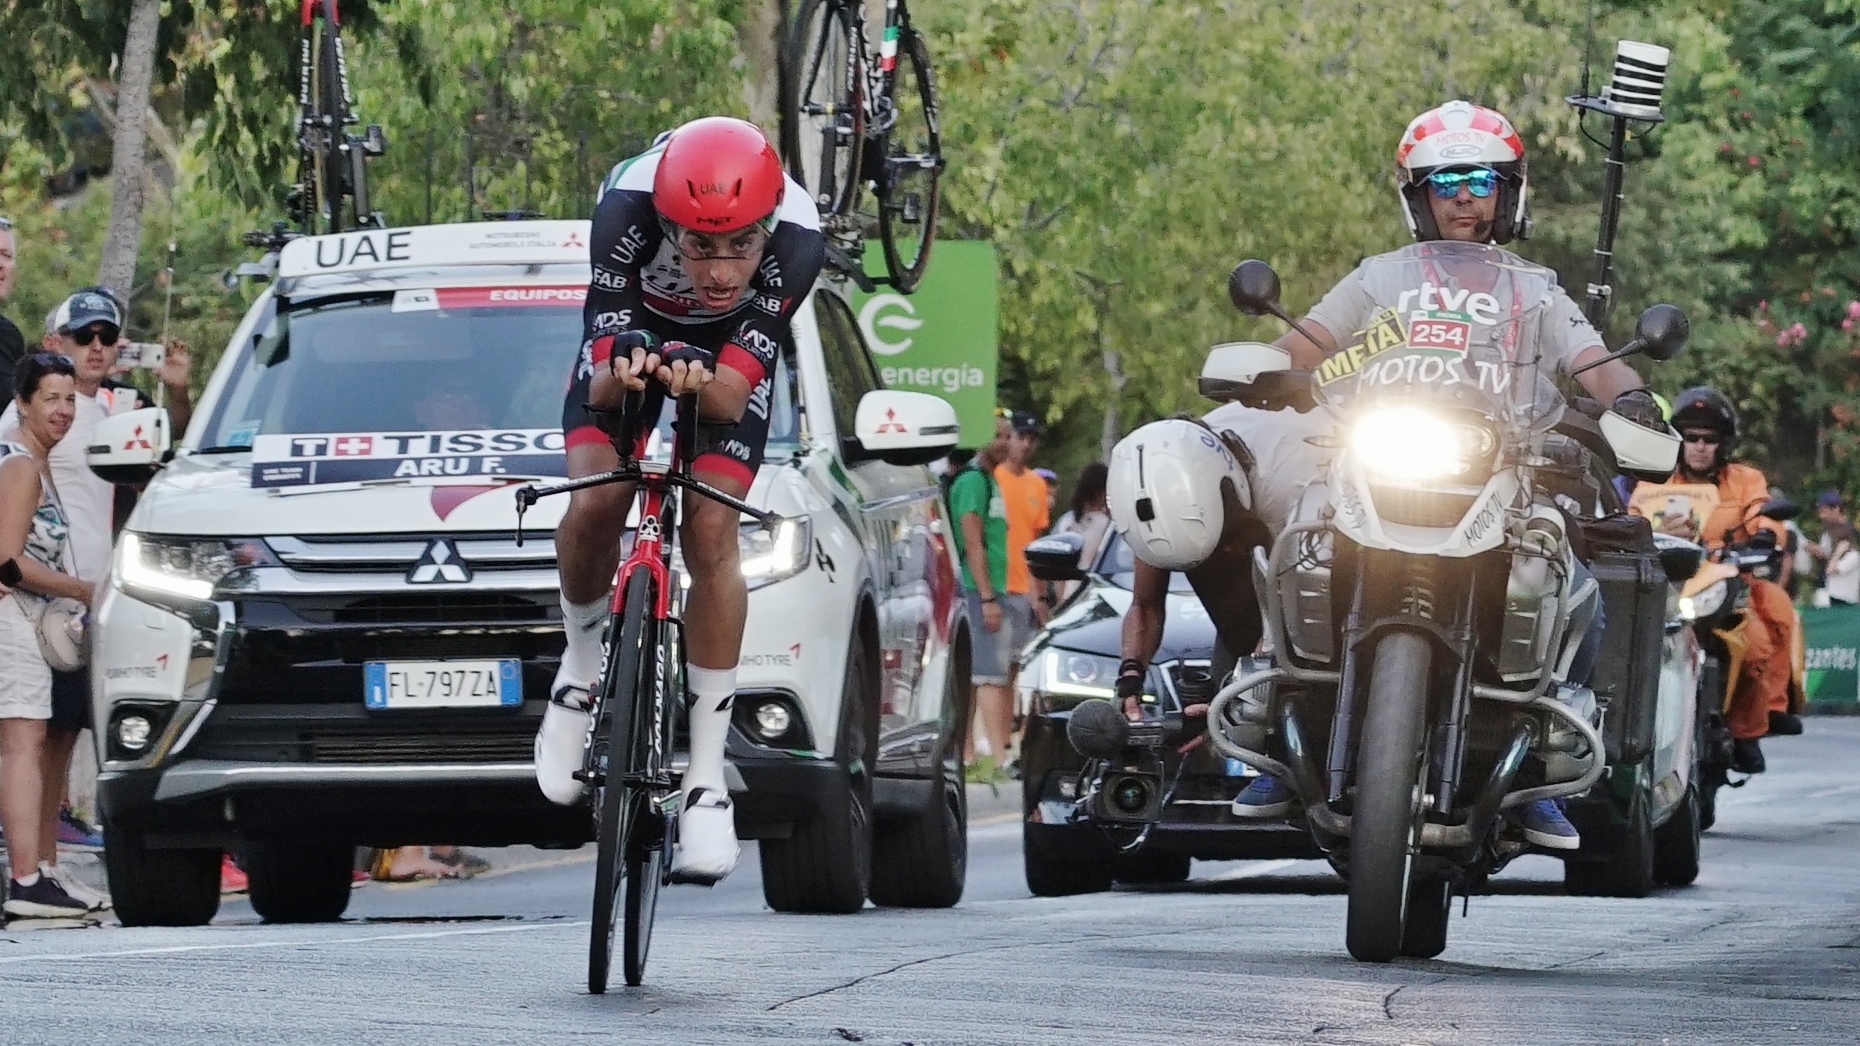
[193,445,254,454]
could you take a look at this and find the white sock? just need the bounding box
[684,665,737,795]
[558,593,609,698]
[14,871,39,887]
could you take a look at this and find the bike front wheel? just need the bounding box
[588,569,657,994]
[876,27,942,293]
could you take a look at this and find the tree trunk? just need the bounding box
[1101,346,1124,461]
[738,0,788,136]
[96,0,162,299]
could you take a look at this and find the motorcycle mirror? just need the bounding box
[1656,543,1704,584]
[1755,497,1799,523]
[1634,304,1689,361]
[1228,260,1284,318]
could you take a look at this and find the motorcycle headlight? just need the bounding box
[117,533,278,603]
[1679,579,1729,621]
[1351,406,1495,482]
[740,516,811,589]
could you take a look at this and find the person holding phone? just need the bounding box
[0,353,95,918]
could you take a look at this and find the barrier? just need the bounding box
[1801,602,1860,711]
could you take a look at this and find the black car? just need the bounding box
[1017,532,1320,896]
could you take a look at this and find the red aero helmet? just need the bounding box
[652,117,785,234]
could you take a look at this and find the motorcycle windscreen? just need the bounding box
[1311,240,1566,437]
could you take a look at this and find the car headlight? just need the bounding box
[117,533,278,603]
[1026,648,1125,703]
[1679,578,1729,621]
[740,516,811,588]
[1351,406,1495,482]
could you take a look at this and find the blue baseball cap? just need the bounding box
[1817,488,1844,509]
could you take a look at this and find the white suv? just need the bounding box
[88,221,972,924]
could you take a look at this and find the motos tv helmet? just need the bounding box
[1395,100,1529,245]
[652,116,785,235]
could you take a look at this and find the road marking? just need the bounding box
[1203,858,1302,882]
[0,920,583,965]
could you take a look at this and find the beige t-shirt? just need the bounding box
[1,386,139,584]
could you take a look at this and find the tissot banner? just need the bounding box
[850,241,999,448]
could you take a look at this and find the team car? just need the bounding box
[85,221,970,924]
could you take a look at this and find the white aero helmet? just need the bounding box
[1394,99,1529,245]
[1107,418,1250,570]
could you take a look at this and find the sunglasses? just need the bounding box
[1680,431,1723,445]
[1425,168,1500,200]
[0,217,12,231]
[665,223,769,262]
[67,325,121,347]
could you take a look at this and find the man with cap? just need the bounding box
[0,288,191,888]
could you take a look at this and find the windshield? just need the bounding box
[1096,532,1195,594]
[201,287,801,475]
[1314,241,1565,435]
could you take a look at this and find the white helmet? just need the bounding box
[1394,99,1529,245]
[1107,418,1250,570]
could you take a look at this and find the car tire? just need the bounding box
[244,841,355,923]
[760,636,876,914]
[1564,787,1656,899]
[1652,784,1702,887]
[1023,822,1114,897]
[870,658,968,908]
[103,820,220,928]
[1111,849,1191,885]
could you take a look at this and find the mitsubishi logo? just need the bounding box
[408,540,471,584]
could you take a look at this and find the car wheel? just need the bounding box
[1652,784,1702,887]
[870,657,968,908]
[760,635,876,914]
[103,819,220,927]
[1023,821,1114,897]
[1111,849,1191,885]
[1564,786,1656,899]
[244,840,355,923]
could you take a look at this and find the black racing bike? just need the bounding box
[516,391,793,992]
[781,0,943,292]
[292,0,386,234]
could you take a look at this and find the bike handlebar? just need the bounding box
[513,464,783,547]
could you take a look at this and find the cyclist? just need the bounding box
[534,116,824,884]
[1110,101,1665,850]
[1628,387,1792,773]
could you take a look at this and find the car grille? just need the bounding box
[188,707,542,765]
[326,593,552,625]
[270,533,557,575]
[310,729,535,764]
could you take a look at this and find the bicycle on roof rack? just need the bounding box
[291,0,387,235]
[781,0,943,294]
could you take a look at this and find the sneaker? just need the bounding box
[220,854,249,894]
[38,863,108,912]
[1511,799,1581,850]
[1767,710,1804,736]
[55,808,103,852]
[1230,775,1295,818]
[535,682,593,806]
[667,787,739,885]
[5,874,90,918]
[1731,737,1766,774]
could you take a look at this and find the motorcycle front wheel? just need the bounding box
[1346,631,1433,963]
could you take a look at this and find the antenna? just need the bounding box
[1567,37,1671,330]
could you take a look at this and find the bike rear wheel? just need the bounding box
[876,27,941,293]
[782,0,864,220]
[588,569,657,994]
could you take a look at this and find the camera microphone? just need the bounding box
[1067,698,1130,760]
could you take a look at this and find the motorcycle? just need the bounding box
[1663,496,1803,830]
[1120,245,1686,963]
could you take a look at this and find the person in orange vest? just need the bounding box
[1629,387,1793,773]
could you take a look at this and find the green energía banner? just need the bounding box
[1801,602,1860,705]
[851,241,999,448]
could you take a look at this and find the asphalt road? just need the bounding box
[6,723,1860,1045]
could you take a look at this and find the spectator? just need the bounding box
[994,410,1050,632]
[949,414,1013,776]
[1035,466,1059,519]
[0,219,23,398]
[0,353,93,918]
[1051,461,1112,601]
[1809,489,1860,606]
[2,291,194,903]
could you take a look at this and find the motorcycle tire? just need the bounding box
[1345,631,1432,964]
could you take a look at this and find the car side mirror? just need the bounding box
[847,390,960,467]
[1227,259,1284,317]
[1198,341,1294,402]
[87,407,172,485]
[1598,410,1679,482]
[1635,304,1689,361]
[1026,532,1087,583]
